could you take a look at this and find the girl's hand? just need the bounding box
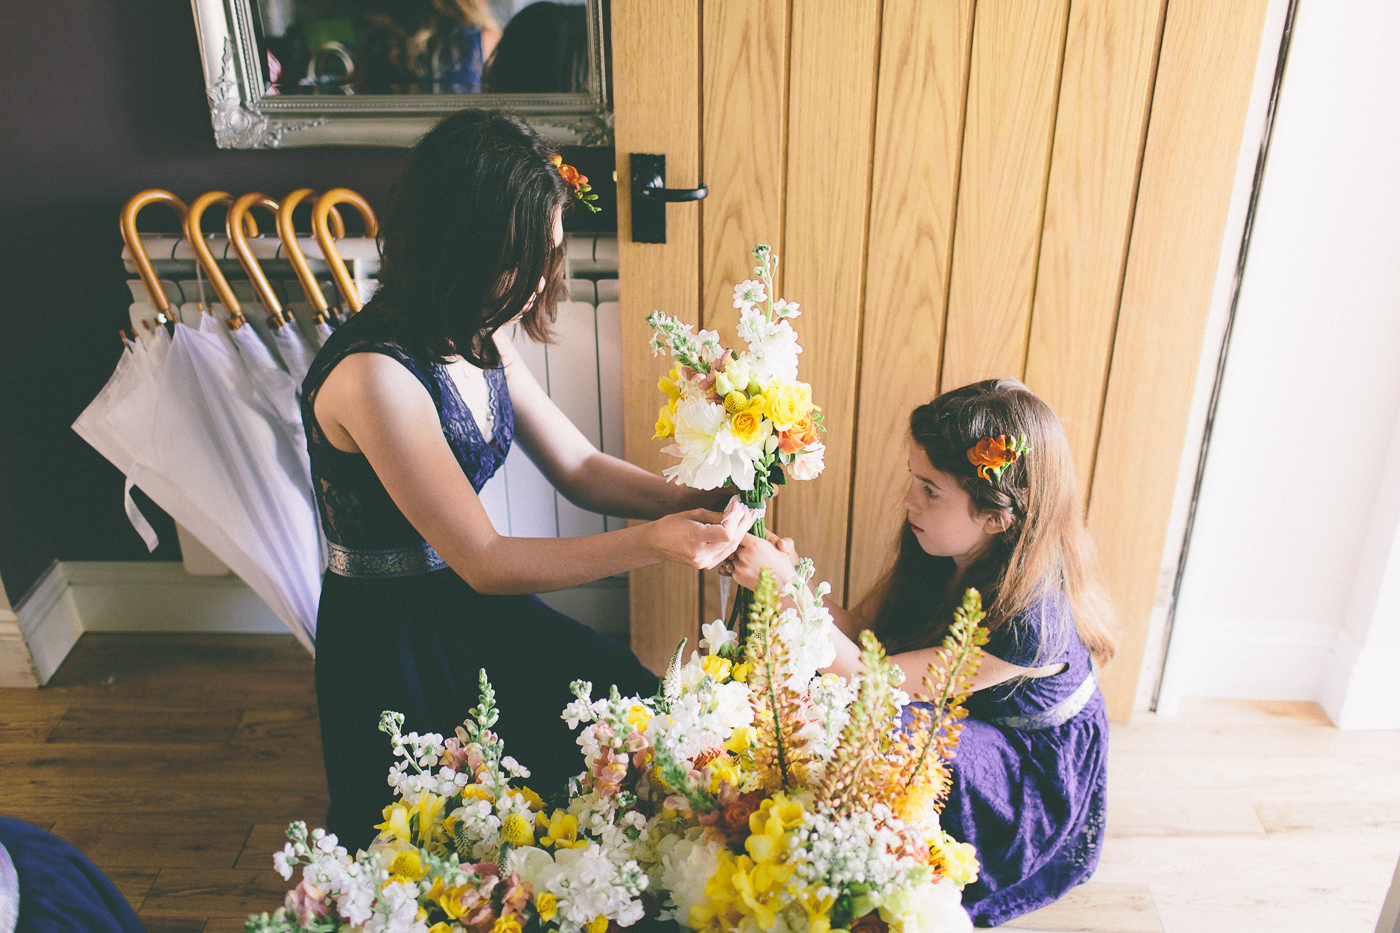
[647,498,759,570]
[724,531,799,590]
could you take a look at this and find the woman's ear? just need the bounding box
[982,510,1014,535]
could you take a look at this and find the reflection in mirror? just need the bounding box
[255,0,591,96]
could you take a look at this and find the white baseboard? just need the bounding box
[12,561,630,686]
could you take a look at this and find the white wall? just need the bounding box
[1159,0,1400,727]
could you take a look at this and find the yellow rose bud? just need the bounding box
[585,914,610,933]
[535,892,559,923]
[730,662,751,683]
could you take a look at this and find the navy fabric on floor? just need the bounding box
[0,817,145,933]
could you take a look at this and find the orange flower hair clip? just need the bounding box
[967,434,1031,484]
[550,155,600,212]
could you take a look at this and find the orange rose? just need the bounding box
[778,413,820,454]
[966,434,1028,482]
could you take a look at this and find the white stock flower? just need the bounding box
[733,280,767,308]
[737,309,802,384]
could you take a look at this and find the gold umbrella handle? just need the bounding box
[313,188,379,315]
[276,188,345,322]
[184,191,258,328]
[228,193,287,327]
[120,189,189,318]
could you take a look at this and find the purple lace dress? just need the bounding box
[301,307,657,850]
[921,592,1107,927]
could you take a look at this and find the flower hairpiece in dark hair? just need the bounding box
[967,434,1031,484]
[550,155,600,212]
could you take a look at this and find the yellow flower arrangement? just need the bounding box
[762,381,812,430]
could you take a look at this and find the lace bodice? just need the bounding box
[300,307,514,553]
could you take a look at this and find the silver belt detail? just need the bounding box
[327,541,448,578]
[988,671,1099,731]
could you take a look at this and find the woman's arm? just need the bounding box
[314,351,756,595]
[498,333,725,519]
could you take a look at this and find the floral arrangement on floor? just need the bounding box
[247,569,987,933]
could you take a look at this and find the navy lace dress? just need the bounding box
[918,592,1107,927]
[301,308,657,851]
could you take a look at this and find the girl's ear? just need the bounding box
[983,510,1014,535]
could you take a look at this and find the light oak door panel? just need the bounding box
[774,0,883,602]
[698,0,790,627]
[1023,0,1167,505]
[941,0,1071,391]
[615,0,703,674]
[846,0,977,605]
[1087,0,1270,719]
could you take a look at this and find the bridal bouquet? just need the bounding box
[647,244,825,511]
[249,570,986,933]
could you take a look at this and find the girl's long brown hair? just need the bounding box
[870,379,1117,666]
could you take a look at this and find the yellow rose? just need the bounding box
[763,382,812,430]
[729,662,751,684]
[701,655,732,682]
[585,915,610,933]
[730,409,766,447]
[535,892,559,923]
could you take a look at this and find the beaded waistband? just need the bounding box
[987,670,1099,731]
[327,541,448,579]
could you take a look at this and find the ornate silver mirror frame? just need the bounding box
[190,0,613,149]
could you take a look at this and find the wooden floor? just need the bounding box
[2,634,1397,932]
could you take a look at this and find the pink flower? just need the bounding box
[285,879,329,928]
[788,442,825,481]
[500,872,531,915]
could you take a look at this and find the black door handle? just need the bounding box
[630,153,706,243]
[641,184,709,203]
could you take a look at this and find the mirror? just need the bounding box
[192,0,612,148]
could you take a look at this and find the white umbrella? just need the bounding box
[74,189,222,569]
[313,187,380,317]
[228,192,319,385]
[277,188,344,347]
[75,189,323,651]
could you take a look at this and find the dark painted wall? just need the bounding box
[0,0,615,604]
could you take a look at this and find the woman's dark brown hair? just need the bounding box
[871,379,1117,666]
[368,108,569,368]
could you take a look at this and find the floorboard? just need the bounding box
[2,635,1396,931]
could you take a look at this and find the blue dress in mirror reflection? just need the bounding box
[910,592,1108,927]
[301,307,657,852]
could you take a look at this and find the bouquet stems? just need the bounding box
[727,488,770,641]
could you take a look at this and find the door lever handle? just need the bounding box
[630,153,705,243]
[641,184,709,202]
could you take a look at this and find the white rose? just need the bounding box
[788,442,825,481]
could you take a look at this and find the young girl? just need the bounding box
[302,109,755,849]
[726,379,1116,926]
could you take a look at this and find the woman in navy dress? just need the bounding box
[303,110,755,851]
[727,379,1117,927]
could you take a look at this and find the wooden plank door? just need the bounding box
[612,0,1270,720]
